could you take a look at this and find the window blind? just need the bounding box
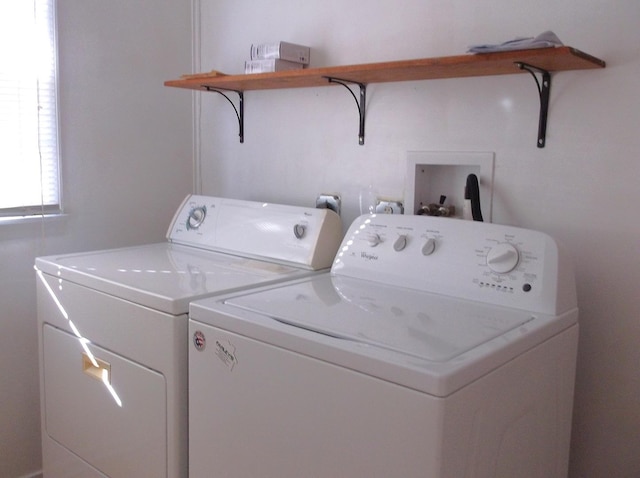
[0,0,60,217]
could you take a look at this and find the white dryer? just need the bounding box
[188,213,579,478]
[35,194,342,478]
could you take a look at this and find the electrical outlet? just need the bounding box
[375,200,404,214]
[315,194,341,216]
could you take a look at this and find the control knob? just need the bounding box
[293,224,306,239]
[393,235,408,252]
[421,238,436,256]
[367,233,382,247]
[187,206,206,230]
[486,243,519,273]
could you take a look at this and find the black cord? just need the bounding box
[466,174,483,222]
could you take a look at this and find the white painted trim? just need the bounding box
[191,0,202,194]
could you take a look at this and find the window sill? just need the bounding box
[0,213,68,227]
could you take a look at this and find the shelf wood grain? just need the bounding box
[164,47,605,92]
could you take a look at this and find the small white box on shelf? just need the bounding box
[250,42,310,65]
[244,59,305,74]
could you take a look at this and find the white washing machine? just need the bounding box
[35,194,342,478]
[188,213,579,478]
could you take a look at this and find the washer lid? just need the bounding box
[36,243,306,315]
[223,274,534,363]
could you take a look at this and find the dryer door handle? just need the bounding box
[82,353,111,384]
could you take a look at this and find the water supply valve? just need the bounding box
[417,195,455,217]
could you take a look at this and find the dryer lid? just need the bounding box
[36,243,305,315]
[222,274,534,363]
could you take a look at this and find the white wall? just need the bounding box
[197,1,640,476]
[0,1,193,476]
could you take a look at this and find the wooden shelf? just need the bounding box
[164,46,605,146]
[165,47,604,91]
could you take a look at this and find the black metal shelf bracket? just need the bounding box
[203,86,244,143]
[515,62,551,148]
[325,77,367,145]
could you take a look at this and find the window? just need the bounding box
[0,0,60,218]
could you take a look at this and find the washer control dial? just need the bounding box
[421,238,436,256]
[187,206,206,230]
[393,235,408,252]
[486,243,520,273]
[367,233,381,247]
[293,224,306,239]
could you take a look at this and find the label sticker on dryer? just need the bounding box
[193,330,206,351]
[215,339,238,371]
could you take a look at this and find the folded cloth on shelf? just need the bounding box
[467,30,563,54]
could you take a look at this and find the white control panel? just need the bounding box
[332,214,576,315]
[167,195,343,270]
